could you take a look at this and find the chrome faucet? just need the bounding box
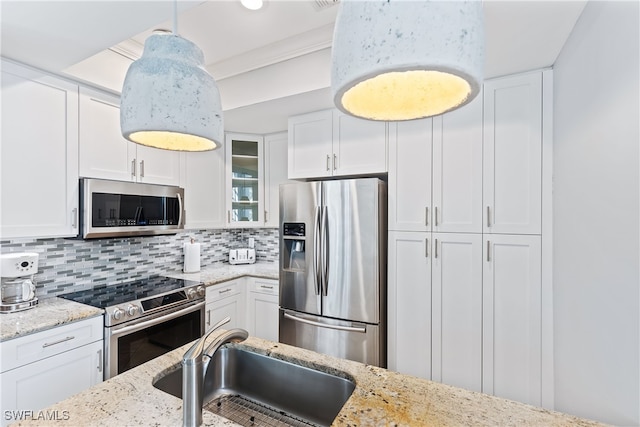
[182,317,248,427]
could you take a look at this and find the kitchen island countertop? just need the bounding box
[13,332,605,427]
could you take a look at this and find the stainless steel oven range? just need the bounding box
[60,276,205,380]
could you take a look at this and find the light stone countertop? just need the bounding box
[0,263,277,343]
[13,333,606,427]
[0,298,103,342]
[164,262,279,284]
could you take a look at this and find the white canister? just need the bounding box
[183,239,201,273]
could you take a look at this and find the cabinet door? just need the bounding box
[225,133,264,227]
[247,279,279,341]
[207,296,244,331]
[182,148,225,229]
[387,231,431,379]
[431,233,482,392]
[1,60,79,239]
[0,340,103,427]
[483,72,542,234]
[432,91,483,233]
[483,234,542,406]
[135,144,181,186]
[79,87,135,182]
[388,119,432,232]
[332,110,387,176]
[264,132,291,227]
[288,110,333,179]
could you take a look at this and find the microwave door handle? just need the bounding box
[177,192,184,227]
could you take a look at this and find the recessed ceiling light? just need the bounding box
[241,0,264,11]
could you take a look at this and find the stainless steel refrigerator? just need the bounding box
[279,178,386,367]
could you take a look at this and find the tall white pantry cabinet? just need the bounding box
[387,69,552,408]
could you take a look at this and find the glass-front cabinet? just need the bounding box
[225,133,264,227]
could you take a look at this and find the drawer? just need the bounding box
[251,279,279,296]
[0,316,103,373]
[207,280,242,302]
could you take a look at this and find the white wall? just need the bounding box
[553,1,639,425]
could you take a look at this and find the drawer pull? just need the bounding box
[260,285,274,290]
[219,288,232,294]
[42,336,75,348]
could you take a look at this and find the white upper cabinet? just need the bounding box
[483,72,542,235]
[79,87,180,186]
[288,109,387,179]
[225,133,264,227]
[483,234,542,406]
[433,91,483,233]
[264,132,292,227]
[332,110,387,176]
[388,119,433,232]
[1,60,79,239]
[181,148,226,230]
[288,110,333,179]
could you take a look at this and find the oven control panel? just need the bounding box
[104,284,205,327]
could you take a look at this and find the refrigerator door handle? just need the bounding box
[321,205,329,296]
[313,206,322,295]
[283,312,367,333]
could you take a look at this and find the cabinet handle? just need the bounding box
[333,154,337,170]
[264,210,268,223]
[131,159,136,177]
[42,336,75,348]
[219,288,232,294]
[260,285,274,290]
[227,210,231,223]
[140,160,145,177]
[72,208,78,228]
[487,240,491,262]
[97,349,103,373]
[435,238,439,259]
[425,207,429,226]
[435,207,439,227]
[425,238,429,258]
[487,206,491,228]
[206,309,211,326]
[326,155,331,171]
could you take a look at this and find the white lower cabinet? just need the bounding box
[0,317,103,427]
[387,231,432,379]
[431,233,483,392]
[483,234,542,406]
[206,279,246,331]
[246,278,279,342]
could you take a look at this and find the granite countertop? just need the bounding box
[164,262,279,285]
[0,263,277,343]
[0,298,103,342]
[13,333,605,427]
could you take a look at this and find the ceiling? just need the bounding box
[1,0,587,134]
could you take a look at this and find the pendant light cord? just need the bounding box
[172,0,178,34]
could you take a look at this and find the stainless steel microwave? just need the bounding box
[79,178,184,239]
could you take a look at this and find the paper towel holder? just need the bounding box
[183,237,201,273]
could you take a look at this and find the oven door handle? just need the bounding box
[111,301,204,336]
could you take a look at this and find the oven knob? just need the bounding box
[112,308,125,321]
[196,286,206,297]
[187,288,197,299]
[126,305,139,317]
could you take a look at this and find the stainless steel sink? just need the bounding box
[153,346,355,427]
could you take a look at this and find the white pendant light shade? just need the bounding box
[331,0,484,121]
[121,34,223,151]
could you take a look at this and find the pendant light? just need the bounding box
[331,0,484,121]
[120,2,222,151]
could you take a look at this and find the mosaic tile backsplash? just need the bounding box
[0,228,279,298]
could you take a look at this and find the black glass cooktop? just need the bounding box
[59,276,201,309]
